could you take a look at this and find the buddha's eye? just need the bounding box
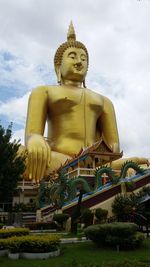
[68,52,76,59]
[81,55,87,62]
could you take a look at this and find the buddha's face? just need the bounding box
[60,47,88,83]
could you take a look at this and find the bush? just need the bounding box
[3,234,60,253]
[81,209,93,227]
[95,208,108,223]
[0,223,4,229]
[0,238,7,250]
[0,227,29,239]
[112,195,133,221]
[106,231,144,250]
[84,222,144,249]
[76,223,84,238]
[2,237,21,253]
[25,222,57,230]
[112,187,150,222]
[53,213,69,229]
[130,232,145,249]
[137,186,150,198]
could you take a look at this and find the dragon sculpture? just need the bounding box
[38,161,146,208]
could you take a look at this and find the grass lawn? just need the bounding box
[0,238,150,267]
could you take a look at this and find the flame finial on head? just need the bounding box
[67,21,76,42]
[54,21,89,86]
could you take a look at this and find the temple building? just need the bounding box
[59,138,122,179]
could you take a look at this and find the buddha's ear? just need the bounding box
[55,65,61,85]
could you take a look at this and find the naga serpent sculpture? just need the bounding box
[38,161,145,208]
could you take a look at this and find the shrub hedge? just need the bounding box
[53,213,70,229]
[112,195,133,221]
[95,208,108,223]
[112,187,150,221]
[0,223,4,229]
[25,222,57,230]
[0,234,60,253]
[84,222,145,249]
[0,228,29,239]
[53,213,69,225]
[81,209,93,227]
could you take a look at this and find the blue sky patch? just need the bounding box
[0,84,28,102]
[2,51,16,61]
[0,114,23,130]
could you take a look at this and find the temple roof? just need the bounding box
[58,137,123,172]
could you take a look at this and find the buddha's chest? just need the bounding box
[47,88,103,117]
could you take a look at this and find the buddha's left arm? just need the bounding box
[99,96,120,153]
[25,86,50,182]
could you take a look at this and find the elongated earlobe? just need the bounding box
[56,66,61,85]
[58,69,61,85]
[83,79,86,88]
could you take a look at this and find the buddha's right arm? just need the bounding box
[25,87,51,182]
[100,96,120,153]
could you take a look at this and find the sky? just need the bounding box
[0,0,150,159]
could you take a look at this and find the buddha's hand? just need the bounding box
[26,134,51,183]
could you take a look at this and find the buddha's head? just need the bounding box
[54,22,89,87]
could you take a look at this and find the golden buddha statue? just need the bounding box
[25,22,120,183]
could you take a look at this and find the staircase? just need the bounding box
[62,170,150,215]
[37,170,150,222]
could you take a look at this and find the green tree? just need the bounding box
[81,208,93,227]
[112,194,133,221]
[0,124,26,206]
[95,208,108,223]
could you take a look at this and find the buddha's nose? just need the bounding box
[75,62,82,67]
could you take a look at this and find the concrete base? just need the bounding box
[20,249,60,259]
[8,253,19,260]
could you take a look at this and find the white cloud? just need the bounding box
[11,128,25,144]
[0,92,30,125]
[0,51,55,91]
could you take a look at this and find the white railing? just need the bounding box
[65,168,96,178]
[17,181,39,191]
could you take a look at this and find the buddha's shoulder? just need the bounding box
[86,88,104,99]
[86,88,113,105]
[31,85,59,93]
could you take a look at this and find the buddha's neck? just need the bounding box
[62,79,82,88]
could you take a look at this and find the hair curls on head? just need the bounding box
[54,22,89,72]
